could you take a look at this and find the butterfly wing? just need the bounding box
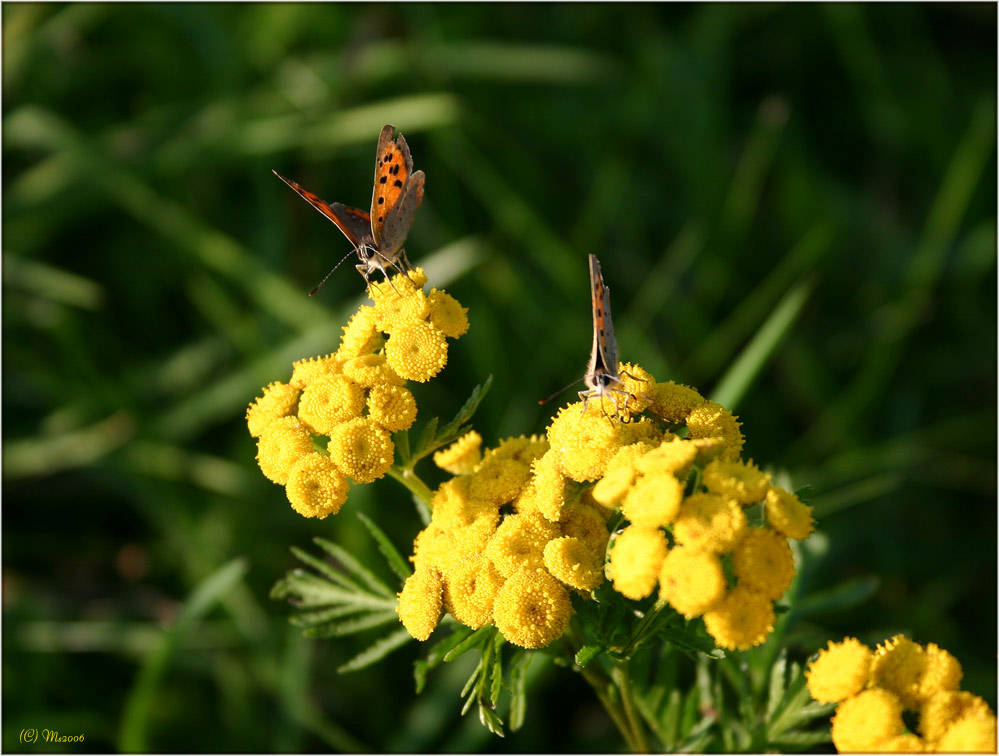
[273,169,373,248]
[369,125,422,255]
[584,254,620,390]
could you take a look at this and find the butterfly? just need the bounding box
[272,124,426,293]
[579,254,638,416]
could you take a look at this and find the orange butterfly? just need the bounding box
[273,124,426,293]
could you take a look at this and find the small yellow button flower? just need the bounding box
[285,452,348,519]
[342,353,405,388]
[486,512,560,578]
[616,362,654,414]
[297,374,366,435]
[702,586,775,650]
[621,471,684,528]
[920,690,994,743]
[918,642,963,703]
[373,286,430,333]
[805,637,873,703]
[433,430,483,475]
[830,689,904,752]
[367,384,417,432]
[469,457,531,506]
[384,320,449,382]
[880,733,927,753]
[686,401,744,461]
[658,545,726,619]
[427,288,470,338]
[290,353,342,390]
[702,458,771,506]
[765,486,815,540]
[732,527,794,600]
[430,478,500,531]
[559,503,611,557]
[482,434,549,466]
[327,417,394,484]
[634,437,698,476]
[673,493,748,554]
[543,536,603,591]
[526,450,567,521]
[246,381,300,437]
[256,416,315,485]
[442,554,504,629]
[548,402,627,482]
[338,306,383,358]
[647,380,706,423]
[397,566,443,641]
[871,635,928,710]
[493,568,571,649]
[935,711,997,753]
[605,526,668,600]
[592,464,634,507]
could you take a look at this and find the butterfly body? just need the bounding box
[273,124,425,291]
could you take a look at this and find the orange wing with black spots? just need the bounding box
[272,169,373,248]
[369,125,425,257]
[584,254,620,391]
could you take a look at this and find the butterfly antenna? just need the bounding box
[538,379,581,406]
[309,248,358,296]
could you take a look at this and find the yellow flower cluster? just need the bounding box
[397,369,810,654]
[246,269,468,518]
[807,635,996,753]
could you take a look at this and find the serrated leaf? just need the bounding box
[575,644,605,667]
[660,622,725,660]
[425,624,473,669]
[444,625,493,662]
[489,639,503,706]
[289,546,363,592]
[439,375,492,440]
[272,572,370,608]
[414,658,429,694]
[289,604,371,627]
[337,627,412,673]
[303,610,399,638]
[478,702,505,737]
[313,537,394,599]
[771,729,832,748]
[508,651,530,733]
[412,417,439,459]
[356,510,412,583]
[766,652,788,722]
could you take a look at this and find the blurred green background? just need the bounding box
[3,3,995,752]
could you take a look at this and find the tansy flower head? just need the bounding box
[934,709,997,753]
[559,503,611,557]
[523,450,568,522]
[366,384,417,432]
[805,637,873,703]
[427,288,470,338]
[297,373,366,435]
[373,286,430,333]
[765,486,815,540]
[442,554,504,629]
[917,642,963,702]
[658,545,726,619]
[256,416,315,485]
[703,586,775,650]
[880,733,927,753]
[469,456,531,506]
[621,471,684,528]
[634,437,698,476]
[647,380,706,424]
[368,266,428,302]
[327,417,394,484]
[732,527,794,600]
[871,635,928,709]
[482,434,550,467]
[592,464,634,508]
[285,452,349,519]
[397,566,443,641]
[433,430,483,475]
[830,689,904,752]
[430,478,500,531]
[342,353,405,388]
[548,402,628,482]
[247,381,300,437]
[686,401,744,461]
[921,690,994,743]
[338,306,383,358]
[605,526,668,601]
[384,320,449,382]
[702,458,771,506]
[492,568,571,649]
[486,511,560,578]
[290,353,342,390]
[616,416,663,446]
[543,536,603,591]
[616,362,654,415]
[673,492,748,554]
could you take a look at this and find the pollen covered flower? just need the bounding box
[328,417,394,484]
[702,586,775,650]
[702,459,770,506]
[871,635,928,710]
[634,437,698,476]
[686,401,744,461]
[483,434,549,466]
[373,285,430,333]
[524,450,568,521]
[247,381,300,437]
[397,566,444,641]
[366,384,417,432]
[548,402,626,482]
[918,643,963,702]
[469,456,531,506]
[256,416,315,485]
[673,493,747,554]
[429,477,500,531]
[486,512,560,578]
[880,733,927,753]
[934,709,997,753]
[559,503,610,557]
[765,486,814,540]
[442,554,504,629]
[658,545,726,618]
[492,568,571,649]
[621,471,683,528]
[342,353,405,388]
[338,306,383,358]
[384,320,449,382]
[543,536,603,591]
[433,430,483,475]
[290,353,342,390]
[806,637,873,704]
[285,452,348,518]
[616,362,654,414]
[592,464,635,508]
[830,689,904,752]
[605,526,668,600]
[427,288,470,338]
[732,527,794,599]
[920,690,994,743]
[297,373,366,435]
[647,380,706,424]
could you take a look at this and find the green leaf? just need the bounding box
[289,546,363,592]
[439,375,493,440]
[575,644,605,667]
[489,634,504,706]
[765,651,788,723]
[338,627,413,673]
[793,576,879,616]
[303,610,399,638]
[394,428,412,465]
[412,416,439,460]
[356,510,412,583]
[289,604,371,627]
[444,625,494,662]
[659,621,725,660]
[478,702,505,737]
[313,537,395,599]
[508,651,531,732]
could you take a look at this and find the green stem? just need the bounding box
[623,598,667,656]
[386,465,434,504]
[613,661,649,754]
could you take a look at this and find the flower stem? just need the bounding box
[387,465,434,505]
[612,661,649,753]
